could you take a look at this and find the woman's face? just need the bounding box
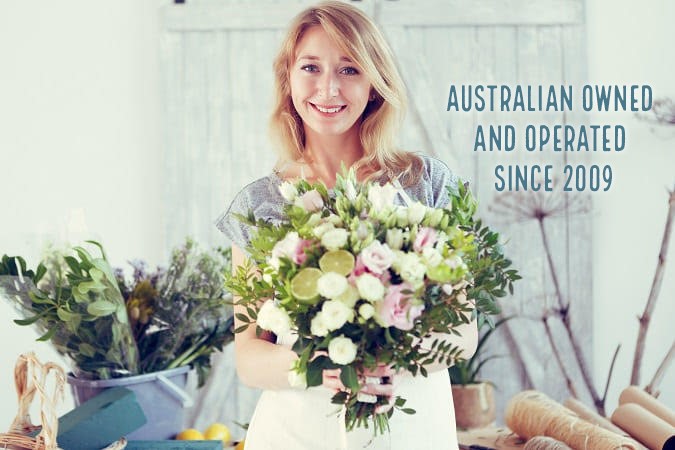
[289,26,372,140]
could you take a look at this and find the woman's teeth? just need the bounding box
[313,104,344,113]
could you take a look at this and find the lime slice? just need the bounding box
[319,250,355,276]
[291,268,323,304]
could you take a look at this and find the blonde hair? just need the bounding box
[269,0,423,187]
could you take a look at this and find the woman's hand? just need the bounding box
[323,364,399,414]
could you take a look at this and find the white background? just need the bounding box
[0,0,673,429]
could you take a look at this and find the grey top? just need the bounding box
[215,154,458,253]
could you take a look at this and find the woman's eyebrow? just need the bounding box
[296,55,354,62]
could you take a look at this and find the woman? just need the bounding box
[216,2,478,449]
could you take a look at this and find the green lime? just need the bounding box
[319,250,355,276]
[291,268,323,304]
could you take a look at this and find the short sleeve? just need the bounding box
[214,188,254,253]
[425,155,459,209]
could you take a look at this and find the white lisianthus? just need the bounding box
[327,214,343,226]
[407,201,427,225]
[262,272,273,284]
[295,189,324,212]
[307,212,322,227]
[335,285,360,308]
[356,274,385,302]
[310,312,330,337]
[321,300,354,330]
[257,300,292,336]
[328,335,358,365]
[358,303,375,320]
[317,272,348,299]
[313,221,335,238]
[272,231,300,261]
[345,180,357,201]
[446,254,464,269]
[368,183,398,213]
[278,181,298,202]
[395,206,409,227]
[422,247,443,268]
[321,228,349,250]
[360,240,394,274]
[386,228,404,250]
[427,208,444,227]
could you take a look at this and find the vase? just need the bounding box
[452,382,497,429]
[67,365,192,440]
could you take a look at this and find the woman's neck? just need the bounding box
[300,127,364,188]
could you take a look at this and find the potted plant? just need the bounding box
[0,238,234,439]
[449,317,510,429]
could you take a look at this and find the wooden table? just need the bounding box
[458,427,526,450]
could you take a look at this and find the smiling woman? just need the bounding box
[215,2,477,449]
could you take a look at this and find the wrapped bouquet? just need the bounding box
[227,168,517,434]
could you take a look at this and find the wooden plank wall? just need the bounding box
[159,0,592,433]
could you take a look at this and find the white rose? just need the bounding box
[356,274,385,302]
[360,240,394,274]
[328,335,358,365]
[422,247,443,268]
[272,231,300,262]
[407,201,427,225]
[386,229,404,250]
[358,303,375,320]
[257,300,292,336]
[313,222,335,238]
[368,183,398,213]
[317,272,348,299]
[321,300,354,330]
[321,228,349,251]
[288,368,307,389]
[310,312,329,337]
[393,253,426,286]
[335,285,360,308]
[278,181,298,202]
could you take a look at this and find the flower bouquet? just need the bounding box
[227,168,518,434]
[0,239,234,387]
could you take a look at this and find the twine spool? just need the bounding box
[524,436,573,450]
[505,390,639,450]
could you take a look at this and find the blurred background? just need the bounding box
[0,0,673,438]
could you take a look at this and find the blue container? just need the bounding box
[67,366,192,440]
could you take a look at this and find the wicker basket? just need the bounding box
[0,353,65,450]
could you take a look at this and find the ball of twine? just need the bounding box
[505,391,638,450]
[523,436,573,450]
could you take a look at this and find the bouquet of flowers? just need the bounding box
[227,168,518,434]
[0,239,234,386]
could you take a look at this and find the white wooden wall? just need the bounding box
[159,0,592,433]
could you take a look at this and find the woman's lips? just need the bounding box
[310,103,347,115]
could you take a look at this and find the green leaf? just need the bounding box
[14,315,42,326]
[339,365,359,392]
[37,327,57,342]
[86,300,118,317]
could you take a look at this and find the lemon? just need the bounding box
[234,439,246,450]
[204,422,231,444]
[175,428,204,440]
[319,250,355,276]
[290,267,323,303]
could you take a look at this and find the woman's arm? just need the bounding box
[231,244,298,389]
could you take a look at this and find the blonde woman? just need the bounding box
[217,2,477,449]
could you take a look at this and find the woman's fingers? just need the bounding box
[322,368,346,392]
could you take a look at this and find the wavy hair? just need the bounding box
[269,0,423,186]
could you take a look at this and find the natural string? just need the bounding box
[505,390,638,450]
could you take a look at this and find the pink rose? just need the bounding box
[376,282,425,330]
[293,239,313,265]
[297,190,324,212]
[413,227,438,253]
[349,254,391,285]
[360,240,394,274]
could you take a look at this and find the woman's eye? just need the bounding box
[340,66,359,76]
[300,64,319,73]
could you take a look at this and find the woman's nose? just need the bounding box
[318,72,339,98]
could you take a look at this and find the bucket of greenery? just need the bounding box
[449,317,511,429]
[0,239,234,440]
